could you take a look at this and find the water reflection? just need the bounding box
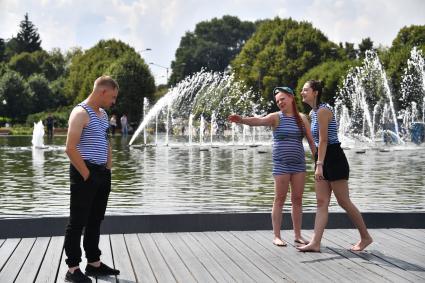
[0,136,424,218]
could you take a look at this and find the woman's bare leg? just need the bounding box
[290,172,308,243]
[331,180,373,251]
[272,174,290,246]
[297,180,332,252]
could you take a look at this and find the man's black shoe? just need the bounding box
[65,269,92,282]
[85,262,120,276]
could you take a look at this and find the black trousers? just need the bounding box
[64,161,111,267]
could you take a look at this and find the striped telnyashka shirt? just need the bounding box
[311,103,339,147]
[272,112,306,175]
[76,103,109,165]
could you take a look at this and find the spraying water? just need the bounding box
[129,70,268,146]
[32,120,45,148]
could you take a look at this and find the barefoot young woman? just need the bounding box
[229,86,315,246]
[297,80,373,252]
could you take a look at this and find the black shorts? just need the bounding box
[315,143,349,181]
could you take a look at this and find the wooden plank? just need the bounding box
[300,229,381,282]
[218,231,289,282]
[36,236,64,283]
[317,231,395,282]
[325,229,422,283]
[250,230,350,282]
[179,232,235,282]
[393,229,425,245]
[0,238,20,272]
[191,232,255,282]
[56,243,68,283]
[151,232,197,282]
[110,234,136,282]
[225,231,295,281]
[230,230,306,282]
[151,233,196,283]
[97,234,117,283]
[342,229,425,268]
[123,233,156,283]
[163,233,215,283]
[374,229,425,257]
[138,233,176,283]
[15,237,50,283]
[339,229,425,280]
[0,237,35,283]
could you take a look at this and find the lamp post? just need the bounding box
[149,62,169,84]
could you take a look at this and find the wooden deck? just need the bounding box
[0,229,424,282]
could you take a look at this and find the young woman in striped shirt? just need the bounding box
[229,86,315,247]
[297,80,372,252]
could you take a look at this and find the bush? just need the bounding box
[26,106,72,128]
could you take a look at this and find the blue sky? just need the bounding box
[1,0,424,85]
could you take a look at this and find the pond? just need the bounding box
[0,136,424,218]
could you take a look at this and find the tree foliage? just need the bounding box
[107,52,156,123]
[296,60,358,111]
[0,70,32,121]
[169,15,256,86]
[231,17,341,103]
[380,25,425,108]
[64,39,144,103]
[28,73,52,113]
[16,13,42,54]
[0,38,5,62]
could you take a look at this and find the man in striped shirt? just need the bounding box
[64,76,120,282]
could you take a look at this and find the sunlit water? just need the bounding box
[0,136,424,218]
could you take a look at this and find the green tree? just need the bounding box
[169,15,256,85]
[0,70,32,121]
[0,38,5,62]
[42,48,66,81]
[16,13,42,54]
[65,39,139,103]
[343,42,357,60]
[49,76,69,108]
[381,25,425,108]
[358,37,374,58]
[4,38,20,61]
[107,52,156,124]
[232,17,341,102]
[28,73,53,113]
[8,52,40,77]
[296,60,359,111]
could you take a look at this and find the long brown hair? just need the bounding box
[291,97,305,135]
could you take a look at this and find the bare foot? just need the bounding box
[273,237,287,247]
[294,236,310,245]
[296,243,320,252]
[350,237,373,251]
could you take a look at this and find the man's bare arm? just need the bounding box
[65,107,90,180]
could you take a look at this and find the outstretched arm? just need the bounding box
[228,113,278,128]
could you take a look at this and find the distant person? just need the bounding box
[297,80,373,252]
[64,75,120,282]
[228,86,315,246]
[109,114,117,136]
[46,114,54,138]
[120,114,128,137]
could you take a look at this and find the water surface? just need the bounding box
[0,136,424,218]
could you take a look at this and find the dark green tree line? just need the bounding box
[169,15,256,86]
